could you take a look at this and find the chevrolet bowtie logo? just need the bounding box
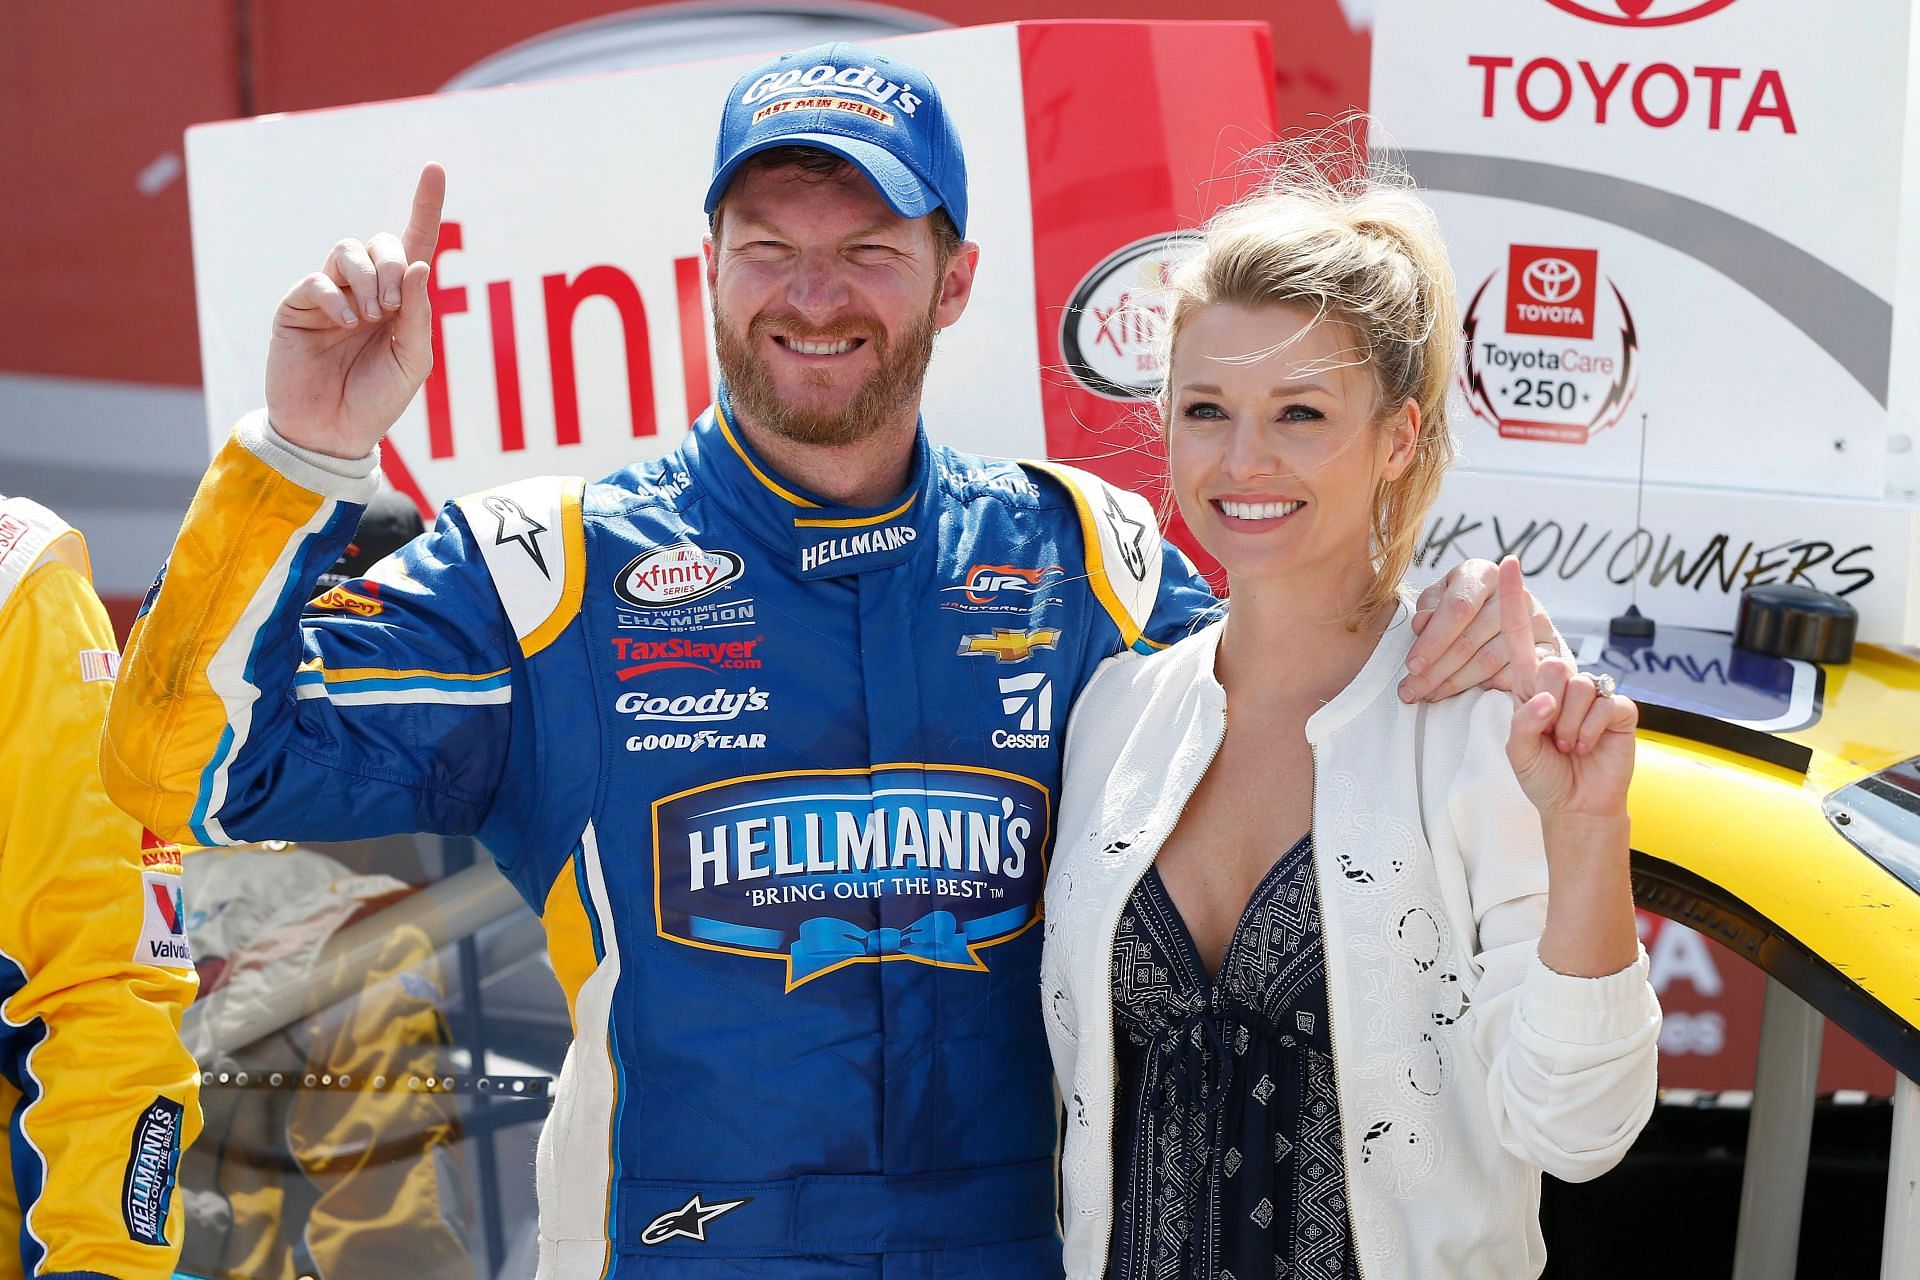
[957,628,1061,663]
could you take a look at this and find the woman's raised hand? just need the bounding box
[1497,556,1638,821]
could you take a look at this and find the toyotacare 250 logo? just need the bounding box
[1544,0,1739,25]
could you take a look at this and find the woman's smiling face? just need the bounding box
[1166,301,1417,596]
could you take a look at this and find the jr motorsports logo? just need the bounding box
[653,765,1049,990]
[1460,244,1639,445]
[1544,0,1739,25]
[1062,233,1201,400]
[939,564,1064,615]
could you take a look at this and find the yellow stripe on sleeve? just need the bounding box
[103,435,336,842]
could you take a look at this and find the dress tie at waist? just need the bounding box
[1151,1009,1236,1121]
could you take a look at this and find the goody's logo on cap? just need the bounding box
[706,41,968,237]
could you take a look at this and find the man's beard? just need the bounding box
[714,294,940,449]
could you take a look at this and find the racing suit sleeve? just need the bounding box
[100,413,570,850]
[0,509,201,1280]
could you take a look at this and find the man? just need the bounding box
[105,41,1553,1277]
[0,495,200,1279]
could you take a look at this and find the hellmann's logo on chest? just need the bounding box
[653,765,1049,989]
[798,524,916,574]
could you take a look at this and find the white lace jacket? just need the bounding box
[1041,607,1661,1279]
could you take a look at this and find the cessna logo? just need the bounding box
[994,672,1054,749]
[640,1193,752,1246]
[958,628,1060,664]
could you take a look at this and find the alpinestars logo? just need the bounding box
[483,495,549,578]
[641,1193,752,1245]
[1101,489,1148,582]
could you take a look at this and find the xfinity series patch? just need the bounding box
[122,1096,183,1246]
[135,870,194,969]
[653,765,1049,990]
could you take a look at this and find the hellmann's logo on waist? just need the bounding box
[799,525,915,574]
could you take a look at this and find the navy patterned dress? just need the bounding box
[1107,833,1362,1280]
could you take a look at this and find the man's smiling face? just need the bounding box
[707,156,974,449]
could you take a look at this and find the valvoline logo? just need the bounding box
[653,764,1050,990]
[152,880,183,933]
[136,870,193,969]
[1544,0,1739,25]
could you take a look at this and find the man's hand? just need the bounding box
[264,163,445,460]
[1400,556,1561,702]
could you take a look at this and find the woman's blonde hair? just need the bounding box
[1160,137,1459,627]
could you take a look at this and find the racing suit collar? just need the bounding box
[697,394,935,580]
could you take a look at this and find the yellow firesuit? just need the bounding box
[0,497,201,1279]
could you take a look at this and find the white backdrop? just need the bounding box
[1375,0,1920,640]
[187,25,1045,507]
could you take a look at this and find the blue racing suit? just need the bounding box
[102,401,1215,1278]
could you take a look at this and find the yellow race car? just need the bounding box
[1567,586,1918,1278]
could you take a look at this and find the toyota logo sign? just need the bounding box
[1543,0,1739,25]
[1522,257,1584,305]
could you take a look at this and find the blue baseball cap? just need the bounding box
[705,41,968,238]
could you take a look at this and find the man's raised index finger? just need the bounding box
[401,162,446,264]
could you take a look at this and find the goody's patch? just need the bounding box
[653,765,1050,990]
[122,1096,183,1246]
[135,870,194,969]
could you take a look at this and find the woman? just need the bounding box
[1040,167,1661,1279]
